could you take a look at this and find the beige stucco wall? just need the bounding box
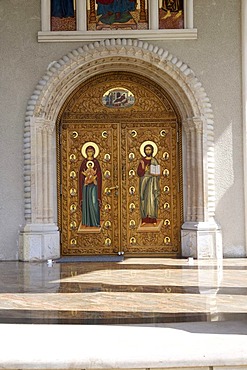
[0,0,243,259]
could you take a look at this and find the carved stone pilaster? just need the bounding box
[30,117,56,223]
[19,117,60,261]
[182,117,222,259]
[194,118,204,221]
[183,117,204,222]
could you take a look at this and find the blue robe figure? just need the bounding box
[51,0,74,18]
[79,146,102,228]
[97,0,136,24]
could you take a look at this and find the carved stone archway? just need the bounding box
[19,38,222,261]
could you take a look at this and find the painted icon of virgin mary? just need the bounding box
[78,143,102,227]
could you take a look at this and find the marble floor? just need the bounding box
[0,257,247,325]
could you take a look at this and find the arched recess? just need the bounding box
[19,38,222,261]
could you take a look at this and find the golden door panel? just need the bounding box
[61,121,181,256]
[121,122,181,256]
[61,123,120,255]
[59,71,182,257]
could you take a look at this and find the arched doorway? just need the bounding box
[58,71,183,257]
[19,38,222,261]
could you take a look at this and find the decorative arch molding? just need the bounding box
[19,38,222,261]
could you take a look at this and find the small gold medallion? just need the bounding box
[129,169,135,177]
[129,219,136,229]
[131,130,137,137]
[164,237,170,244]
[163,152,169,160]
[105,238,111,247]
[104,170,111,179]
[130,237,137,245]
[70,221,77,230]
[129,203,136,212]
[164,186,170,193]
[160,130,167,137]
[70,204,77,212]
[129,152,135,161]
[70,188,77,196]
[129,186,135,195]
[104,220,111,229]
[70,131,78,139]
[70,171,76,179]
[104,153,111,162]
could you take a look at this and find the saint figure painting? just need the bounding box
[137,141,160,225]
[79,142,102,227]
[51,0,74,18]
[96,0,136,24]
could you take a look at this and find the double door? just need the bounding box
[60,120,182,256]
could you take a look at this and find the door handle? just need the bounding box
[104,185,119,196]
[109,185,119,190]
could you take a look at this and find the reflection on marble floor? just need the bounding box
[0,258,247,324]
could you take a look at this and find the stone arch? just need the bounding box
[20,38,222,261]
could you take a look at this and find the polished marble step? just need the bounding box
[0,258,247,325]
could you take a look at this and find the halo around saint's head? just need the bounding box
[81,142,99,158]
[140,140,158,157]
[86,160,94,168]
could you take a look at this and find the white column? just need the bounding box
[42,128,49,222]
[194,118,203,221]
[183,119,192,221]
[36,123,43,222]
[47,128,54,223]
[181,117,222,259]
[190,123,196,220]
[183,118,203,222]
[34,119,56,224]
[149,0,159,30]
[242,0,247,256]
[184,0,193,29]
[77,0,87,31]
[41,0,51,31]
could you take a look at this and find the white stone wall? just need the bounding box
[0,0,243,259]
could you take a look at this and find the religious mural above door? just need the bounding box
[50,0,184,32]
[51,0,76,31]
[87,0,148,31]
[159,0,184,29]
[102,87,135,108]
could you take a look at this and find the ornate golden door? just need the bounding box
[59,73,183,257]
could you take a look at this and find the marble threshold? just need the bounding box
[0,321,247,370]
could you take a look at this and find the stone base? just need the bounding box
[181,221,222,259]
[1,322,247,370]
[19,223,60,261]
